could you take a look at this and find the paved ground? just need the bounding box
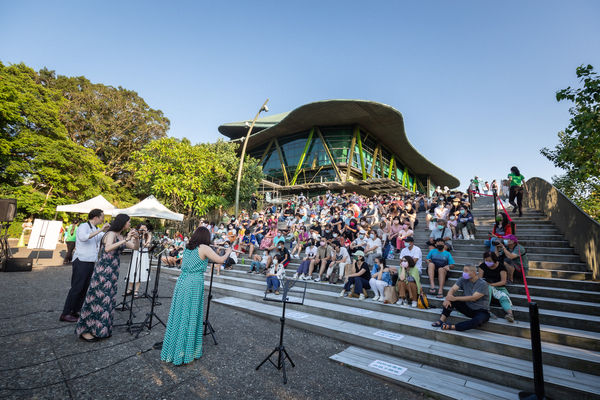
[0,253,430,400]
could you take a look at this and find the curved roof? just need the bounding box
[218,100,459,188]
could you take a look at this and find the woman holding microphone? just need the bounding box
[161,226,232,366]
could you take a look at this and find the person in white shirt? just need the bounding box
[364,230,382,265]
[325,241,350,284]
[60,209,109,322]
[399,237,423,272]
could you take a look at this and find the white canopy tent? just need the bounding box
[108,195,184,221]
[56,195,116,214]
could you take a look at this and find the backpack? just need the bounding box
[417,292,431,309]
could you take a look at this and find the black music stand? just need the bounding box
[132,246,167,338]
[203,261,218,345]
[256,277,308,384]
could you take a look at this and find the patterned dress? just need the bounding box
[76,238,125,338]
[161,248,207,365]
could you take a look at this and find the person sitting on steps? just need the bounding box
[339,250,371,300]
[432,264,490,331]
[494,234,528,283]
[396,255,421,307]
[479,251,515,323]
[427,238,455,298]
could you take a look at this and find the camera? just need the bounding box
[491,238,501,246]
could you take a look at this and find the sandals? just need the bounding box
[428,288,437,295]
[441,323,455,330]
[431,320,443,327]
[436,293,444,299]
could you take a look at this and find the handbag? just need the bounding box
[383,285,398,304]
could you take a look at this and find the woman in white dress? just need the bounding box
[127,224,152,296]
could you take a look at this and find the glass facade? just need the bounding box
[249,125,427,192]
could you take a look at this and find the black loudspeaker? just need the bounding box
[0,199,17,222]
[3,258,33,272]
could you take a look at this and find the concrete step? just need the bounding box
[212,294,600,399]
[217,269,600,334]
[452,251,582,264]
[331,346,521,400]
[452,244,576,256]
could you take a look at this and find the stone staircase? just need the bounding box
[159,198,600,399]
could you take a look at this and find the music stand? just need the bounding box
[256,277,308,384]
[132,246,167,338]
[203,261,218,345]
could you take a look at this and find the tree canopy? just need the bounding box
[0,62,114,218]
[541,64,600,220]
[128,137,262,219]
[37,68,170,185]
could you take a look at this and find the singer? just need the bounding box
[160,226,232,365]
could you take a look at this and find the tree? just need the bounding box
[37,68,170,185]
[0,62,114,219]
[128,137,263,219]
[541,64,600,220]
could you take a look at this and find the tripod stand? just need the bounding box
[203,262,218,345]
[256,278,307,384]
[132,246,167,338]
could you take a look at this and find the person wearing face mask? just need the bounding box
[484,212,512,251]
[396,222,413,251]
[426,238,456,298]
[494,234,528,283]
[309,239,334,282]
[364,202,379,225]
[275,241,290,268]
[426,219,453,251]
[369,256,392,302]
[350,229,368,255]
[456,206,476,240]
[478,252,514,322]
[325,240,350,284]
[339,251,371,300]
[266,255,285,295]
[363,230,382,265]
[432,265,490,331]
[388,217,402,255]
[399,236,423,273]
[396,256,421,307]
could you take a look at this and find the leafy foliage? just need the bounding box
[37,68,170,185]
[541,64,600,221]
[128,137,262,218]
[0,62,114,219]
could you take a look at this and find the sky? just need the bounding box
[2,0,599,189]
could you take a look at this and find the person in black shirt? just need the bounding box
[276,241,290,267]
[339,251,371,300]
[478,251,514,323]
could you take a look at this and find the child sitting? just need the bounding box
[266,255,286,295]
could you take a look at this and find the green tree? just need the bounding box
[0,62,114,219]
[128,137,262,218]
[37,68,170,185]
[541,64,600,220]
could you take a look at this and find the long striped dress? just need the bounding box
[160,247,208,365]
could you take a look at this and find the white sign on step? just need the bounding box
[373,330,404,341]
[368,360,407,376]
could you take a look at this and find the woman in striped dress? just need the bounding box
[161,226,232,365]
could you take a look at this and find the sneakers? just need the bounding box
[293,273,299,279]
[358,294,365,300]
[274,290,280,295]
[314,276,321,282]
[339,289,346,297]
[378,297,385,303]
[411,301,418,308]
[395,299,405,306]
[298,273,305,280]
[372,295,380,302]
[247,269,253,274]
[302,274,310,281]
[505,313,515,323]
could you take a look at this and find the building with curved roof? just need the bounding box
[219,100,459,195]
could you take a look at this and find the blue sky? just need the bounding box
[2,0,599,189]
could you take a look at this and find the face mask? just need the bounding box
[503,240,509,246]
[325,230,330,233]
[404,242,410,247]
[485,261,495,267]
[400,261,409,268]
[369,234,375,239]
[320,241,326,247]
[460,210,465,215]
[359,234,365,239]
[495,217,502,223]
[224,244,229,248]
[436,244,444,250]
[333,233,338,237]
[393,220,399,224]
[450,216,455,221]
[437,225,444,230]
[462,272,471,280]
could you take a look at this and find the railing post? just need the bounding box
[493,188,498,218]
[519,302,546,400]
